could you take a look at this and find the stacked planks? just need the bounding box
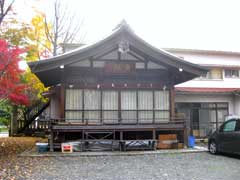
[157,134,178,149]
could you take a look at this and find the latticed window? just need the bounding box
[65,89,170,124]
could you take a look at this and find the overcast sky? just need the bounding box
[15,0,240,52]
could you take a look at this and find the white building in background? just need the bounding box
[166,48,240,137]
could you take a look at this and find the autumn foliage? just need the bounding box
[0,39,29,105]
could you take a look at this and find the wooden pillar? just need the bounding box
[184,128,188,148]
[113,130,116,140]
[153,90,155,124]
[10,105,18,136]
[170,88,175,120]
[152,129,156,140]
[118,90,121,124]
[100,90,103,124]
[215,103,219,130]
[82,130,85,151]
[60,84,65,119]
[120,131,123,140]
[152,129,156,150]
[120,131,124,151]
[136,90,139,124]
[82,90,85,123]
[49,131,54,152]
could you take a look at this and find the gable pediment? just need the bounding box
[68,47,167,70]
[28,20,207,86]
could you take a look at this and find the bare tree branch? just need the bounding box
[44,0,85,56]
[0,0,15,26]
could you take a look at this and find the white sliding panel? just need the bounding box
[154,90,170,123]
[102,91,118,124]
[65,89,82,122]
[84,89,101,124]
[121,91,137,124]
[138,91,153,124]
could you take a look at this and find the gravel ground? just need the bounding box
[24,152,240,180]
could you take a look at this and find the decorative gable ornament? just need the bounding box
[118,41,130,54]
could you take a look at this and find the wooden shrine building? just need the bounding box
[28,21,206,151]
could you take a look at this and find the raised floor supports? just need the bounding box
[152,129,156,150]
[49,124,186,152]
[49,131,54,152]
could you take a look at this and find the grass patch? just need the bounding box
[0,127,8,132]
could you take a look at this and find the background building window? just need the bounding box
[197,68,222,80]
[225,69,240,78]
[209,68,223,79]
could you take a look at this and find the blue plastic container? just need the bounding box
[188,136,195,148]
[36,143,48,152]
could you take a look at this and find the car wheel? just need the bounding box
[209,141,218,155]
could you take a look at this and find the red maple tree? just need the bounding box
[0,39,29,105]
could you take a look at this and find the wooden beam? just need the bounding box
[52,123,185,131]
[92,59,141,63]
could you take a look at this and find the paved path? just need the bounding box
[26,152,240,180]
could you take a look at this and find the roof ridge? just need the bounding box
[113,19,133,32]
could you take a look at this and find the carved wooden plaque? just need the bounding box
[104,62,135,74]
